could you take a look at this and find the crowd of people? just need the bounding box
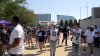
[0,16,100,56]
[70,23,100,56]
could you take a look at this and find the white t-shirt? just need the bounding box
[50,28,58,41]
[94,28,100,37]
[9,24,24,54]
[72,29,82,44]
[84,30,94,43]
[36,30,39,36]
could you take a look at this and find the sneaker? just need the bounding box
[91,54,94,56]
[53,53,55,56]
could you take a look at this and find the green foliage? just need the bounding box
[65,20,68,26]
[59,20,64,26]
[0,0,36,27]
[69,19,73,27]
[15,0,26,4]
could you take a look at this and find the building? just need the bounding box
[92,7,100,19]
[35,14,51,26]
[57,15,75,23]
[80,7,100,30]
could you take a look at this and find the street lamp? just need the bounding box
[80,7,82,20]
[86,3,88,27]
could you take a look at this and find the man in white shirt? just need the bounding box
[49,25,59,56]
[7,16,24,56]
[71,23,82,56]
[84,26,94,56]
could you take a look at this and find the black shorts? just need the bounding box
[38,37,45,43]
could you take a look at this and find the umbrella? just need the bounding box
[0,20,12,26]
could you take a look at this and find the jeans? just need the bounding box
[50,40,57,56]
[9,54,22,56]
[72,43,79,55]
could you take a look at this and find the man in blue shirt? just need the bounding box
[37,27,46,53]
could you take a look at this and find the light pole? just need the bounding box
[79,7,81,25]
[86,3,88,27]
[80,7,82,20]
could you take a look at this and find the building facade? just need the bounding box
[35,14,51,26]
[92,7,100,19]
[80,7,100,30]
[57,15,75,23]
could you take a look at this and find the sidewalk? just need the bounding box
[24,33,100,56]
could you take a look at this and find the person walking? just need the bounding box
[27,28,33,47]
[62,25,69,46]
[57,28,60,46]
[84,26,94,56]
[94,25,100,48]
[49,25,59,56]
[0,24,11,56]
[71,23,82,56]
[0,25,5,56]
[37,27,46,53]
[6,16,24,56]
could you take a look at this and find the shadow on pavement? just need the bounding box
[23,53,40,56]
[67,47,100,56]
[25,47,37,50]
[46,49,50,51]
[56,45,64,48]
[67,51,73,56]
[6,54,40,56]
[65,46,72,48]
[64,46,72,51]
[46,45,50,48]
[93,47,100,56]
[64,48,72,51]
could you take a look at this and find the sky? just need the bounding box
[25,0,100,22]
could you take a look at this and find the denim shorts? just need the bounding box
[72,43,79,54]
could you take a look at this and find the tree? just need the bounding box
[0,0,9,19]
[0,0,37,56]
[65,20,68,26]
[69,19,73,27]
[59,20,63,26]
[18,8,36,26]
[0,0,36,27]
[74,19,77,23]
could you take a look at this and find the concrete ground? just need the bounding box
[23,33,100,56]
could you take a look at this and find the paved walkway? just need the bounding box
[24,33,100,56]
